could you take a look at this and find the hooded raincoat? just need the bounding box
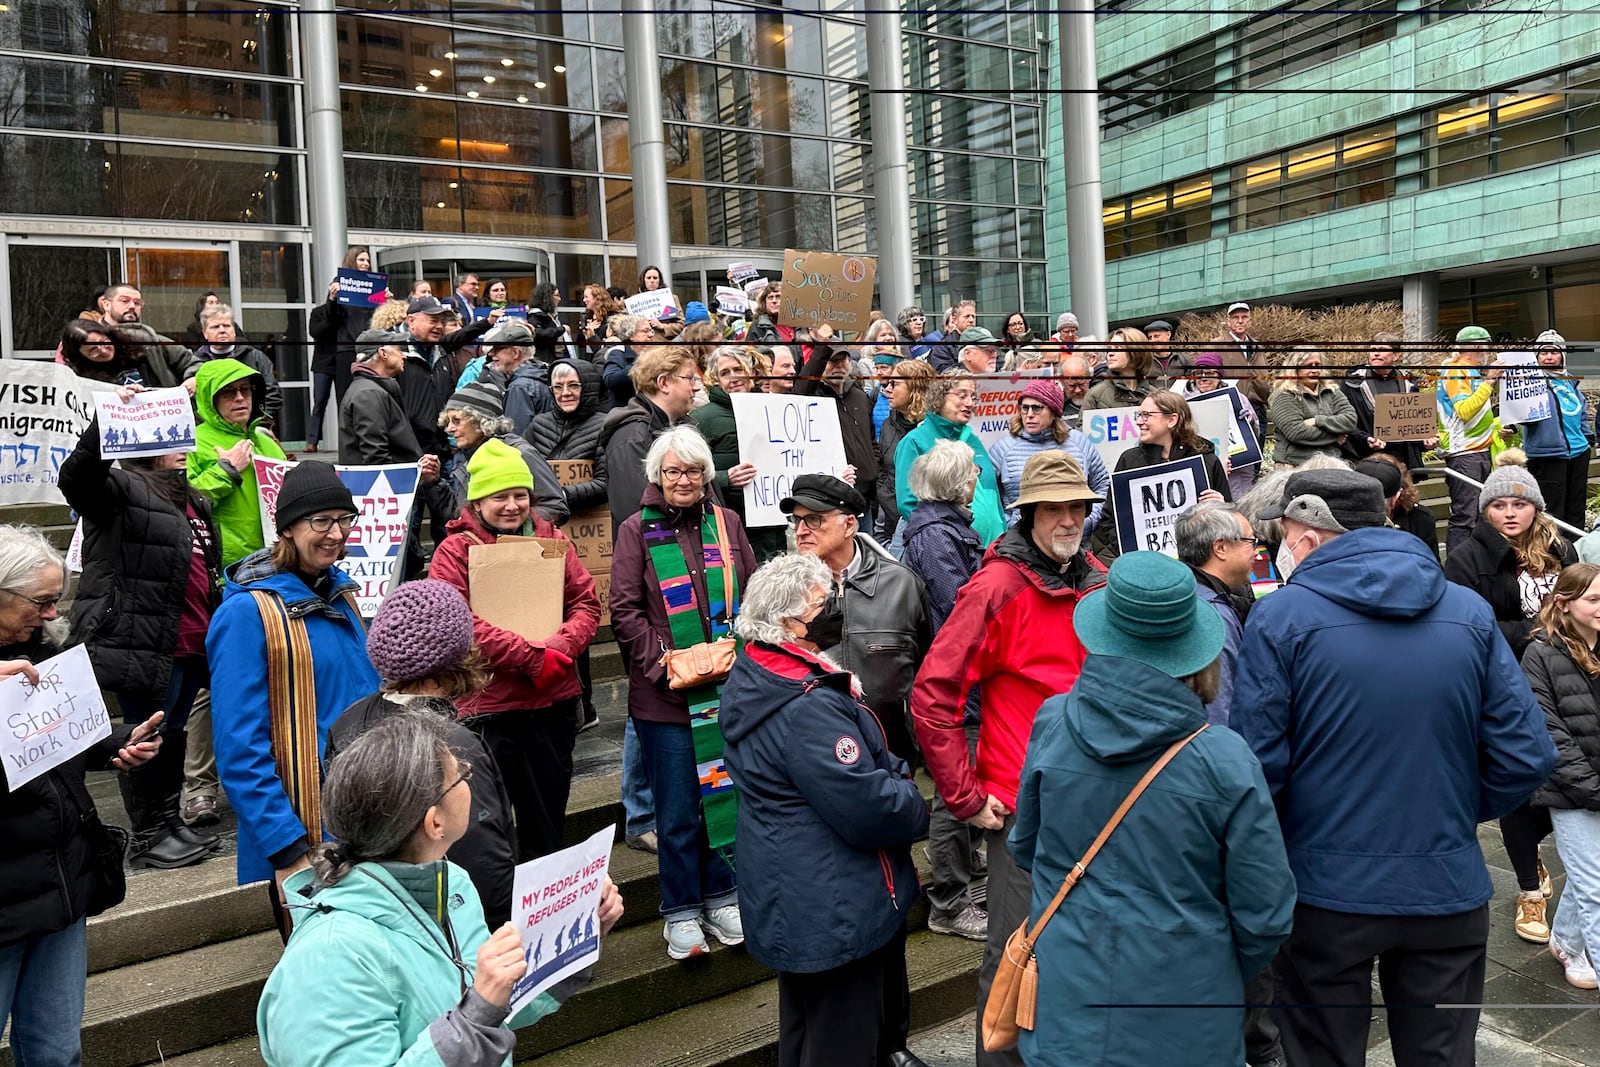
[189,358,289,565]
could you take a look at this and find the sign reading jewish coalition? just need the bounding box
[730,393,848,527]
[778,249,876,333]
[510,824,614,1015]
[334,268,389,308]
[1,645,112,791]
[1373,391,1439,442]
[0,360,98,506]
[95,387,196,458]
[1111,455,1210,557]
[1497,352,1552,423]
[254,457,419,617]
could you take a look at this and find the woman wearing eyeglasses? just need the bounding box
[256,711,624,1067]
[207,461,381,940]
[1098,391,1230,561]
[987,379,1110,531]
[610,425,758,961]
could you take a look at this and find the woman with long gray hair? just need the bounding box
[256,711,623,1067]
[719,554,928,1066]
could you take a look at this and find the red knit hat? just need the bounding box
[1019,378,1065,416]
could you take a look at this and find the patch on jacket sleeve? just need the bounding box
[834,735,860,765]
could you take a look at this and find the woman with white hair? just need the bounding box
[609,425,758,961]
[719,554,927,1066]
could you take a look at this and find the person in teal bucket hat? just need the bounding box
[1006,551,1296,1067]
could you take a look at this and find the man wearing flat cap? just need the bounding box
[1231,467,1555,1066]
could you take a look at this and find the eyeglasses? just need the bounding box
[1133,410,1164,422]
[552,382,582,393]
[669,373,699,384]
[436,760,473,805]
[304,513,360,533]
[660,467,705,483]
[788,512,836,530]
[3,589,60,611]
[1229,536,1263,548]
[1018,402,1050,416]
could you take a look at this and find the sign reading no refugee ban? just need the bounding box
[95,387,196,459]
[1497,352,1553,424]
[778,249,876,333]
[1,645,112,792]
[1373,391,1439,442]
[730,392,848,527]
[1111,455,1209,557]
[0,359,98,507]
[253,457,419,617]
[510,824,614,1015]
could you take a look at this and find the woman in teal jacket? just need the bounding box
[258,712,624,1066]
[894,371,1006,546]
[1009,553,1295,1066]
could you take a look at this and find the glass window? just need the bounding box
[455,103,598,171]
[1555,283,1600,344]
[7,244,119,352]
[0,135,118,218]
[114,68,297,148]
[460,169,601,239]
[451,37,594,111]
[833,142,868,193]
[117,144,297,225]
[124,247,231,338]
[345,157,462,232]
[79,0,292,77]
[241,241,303,302]
[9,60,113,135]
[596,49,627,113]
[835,196,874,254]
[827,79,872,141]
[336,16,452,91]
[1494,88,1565,172]
[1431,98,1492,185]
[823,21,866,80]
[448,4,587,42]
[342,92,459,160]
[603,178,635,241]
[1017,161,1043,208]
[600,117,631,173]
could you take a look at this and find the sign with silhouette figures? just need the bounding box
[510,824,615,1014]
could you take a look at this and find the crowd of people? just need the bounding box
[4,259,1600,1067]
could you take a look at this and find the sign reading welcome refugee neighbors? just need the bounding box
[0,360,99,507]
[334,268,389,308]
[778,249,876,333]
[1,645,111,792]
[1496,352,1553,424]
[1111,455,1210,557]
[510,824,614,1015]
[94,387,196,459]
[730,392,848,527]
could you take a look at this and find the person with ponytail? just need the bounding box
[1446,450,1578,945]
[1524,563,1600,990]
[256,711,624,1067]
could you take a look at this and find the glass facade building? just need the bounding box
[0,1,1049,442]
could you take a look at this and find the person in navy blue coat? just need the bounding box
[1233,468,1558,1066]
[720,553,929,1067]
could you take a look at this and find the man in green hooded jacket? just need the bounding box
[189,358,289,566]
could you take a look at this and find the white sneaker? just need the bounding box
[664,918,710,960]
[700,903,745,946]
[1551,937,1599,990]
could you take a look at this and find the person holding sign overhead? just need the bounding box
[1516,331,1592,534]
[895,372,1007,548]
[1099,391,1229,561]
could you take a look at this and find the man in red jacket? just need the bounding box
[911,450,1104,1067]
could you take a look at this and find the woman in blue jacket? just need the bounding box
[720,553,929,1067]
[1009,552,1295,1066]
[207,462,381,937]
[1518,330,1591,534]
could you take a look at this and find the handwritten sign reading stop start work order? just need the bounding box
[2,645,112,791]
[731,392,848,527]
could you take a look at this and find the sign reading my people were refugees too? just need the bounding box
[1497,352,1552,423]
[730,392,848,527]
[1111,455,1210,557]
[778,249,876,333]
[714,286,748,317]
[1,645,112,791]
[253,457,420,617]
[510,824,615,1016]
[0,359,98,507]
[1373,390,1440,442]
[95,387,196,459]
[334,268,389,308]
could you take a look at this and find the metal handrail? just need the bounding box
[1419,464,1588,540]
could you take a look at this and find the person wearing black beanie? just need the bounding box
[274,461,356,535]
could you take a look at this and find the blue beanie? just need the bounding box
[685,301,711,324]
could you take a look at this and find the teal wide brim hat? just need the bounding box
[1073,552,1227,679]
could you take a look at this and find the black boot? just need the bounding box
[119,727,213,869]
[128,824,212,869]
[159,730,220,852]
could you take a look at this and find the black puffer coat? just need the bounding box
[59,422,222,700]
[526,359,609,511]
[0,630,135,948]
[1444,521,1577,659]
[1523,637,1600,811]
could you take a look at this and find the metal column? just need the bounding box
[301,10,348,293]
[1058,12,1108,339]
[623,1,673,284]
[1403,273,1439,340]
[866,10,915,320]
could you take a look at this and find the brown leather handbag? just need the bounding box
[659,507,740,691]
[980,725,1208,1052]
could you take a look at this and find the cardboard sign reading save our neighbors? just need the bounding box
[1373,391,1439,442]
[778,249,876,332]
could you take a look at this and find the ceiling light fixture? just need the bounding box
[444,51,457,60]
[483,75,495,83]
[553,64,566,73]
[429,68,442,77]
[501,58,514,67]
[534,80,547,90]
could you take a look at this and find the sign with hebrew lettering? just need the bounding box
[730,392,849,528]
[0,359,99,506]
[1,645,112,791]
[253,457,419,617]
[778,249,876,332]
[95,386,196,458]
[1110,455,1209,557]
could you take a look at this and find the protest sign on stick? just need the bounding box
[714,286,748,317]
[1,645,112,792]
[1496,353,1552,423]
[1189,389,1261,467]
[0,360,98,506]
[510,824,615,1015]
[1110,456,1209,557]
[778,249,876,332]
[731,393,848,527]
[95,387,196,459]
[334,268,389,308]
[1373,391,1439,442]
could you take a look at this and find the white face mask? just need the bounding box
[1276,539,1298,580]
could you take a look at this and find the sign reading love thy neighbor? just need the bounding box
[778,249,876,332]
[731,392,848,527]
[1373,391,1439,442]
[2,645,111,791]
[510,824,614,1015]
[95,387,196,459]
[1110,455,1210,557]
[1496,352,1552,424]
[334,268,389,308]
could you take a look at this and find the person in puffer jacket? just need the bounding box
[720,553,927,1067]
[526,359,609,513]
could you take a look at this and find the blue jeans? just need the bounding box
[632,717,736,921]
[1551,809,1600,965]
[621,717,655,838]
[0,918,87,1066]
